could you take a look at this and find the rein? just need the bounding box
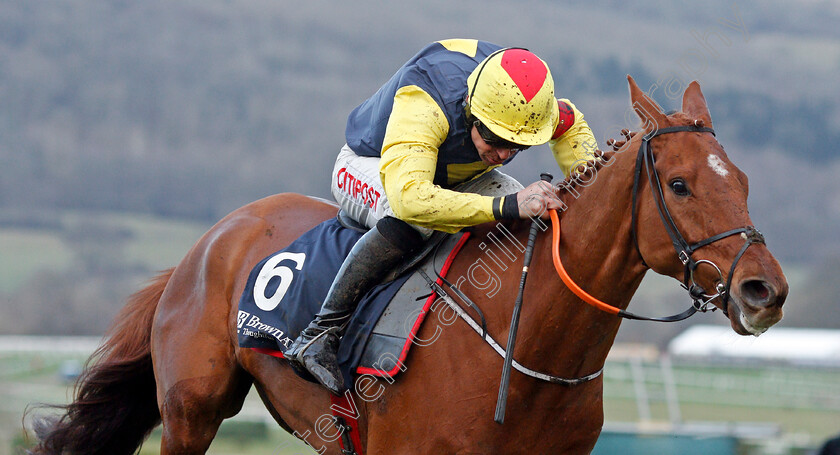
[552,124,766,320]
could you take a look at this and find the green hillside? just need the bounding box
[0,0,839,264]
[0,0,838,339]
[0,210,209,335]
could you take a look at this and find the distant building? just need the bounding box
[667,325,840,367]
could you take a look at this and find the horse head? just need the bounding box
[625,75,788,336]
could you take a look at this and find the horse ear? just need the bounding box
[681,80,713,127]
[627,75,667,132]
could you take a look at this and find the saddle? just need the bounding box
[237,214,467,389]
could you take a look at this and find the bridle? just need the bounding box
[629,123,766,319]
[550,122,767,322]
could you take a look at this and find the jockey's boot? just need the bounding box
[285,216,423,395]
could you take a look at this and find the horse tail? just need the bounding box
[29,268,174,455]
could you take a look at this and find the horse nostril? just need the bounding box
[740,279,774,307]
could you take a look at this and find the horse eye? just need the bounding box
[669,178,690,196]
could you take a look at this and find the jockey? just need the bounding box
[285,39,598,394]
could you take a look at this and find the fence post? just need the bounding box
[630,356,651,422]
[660,354,682,424]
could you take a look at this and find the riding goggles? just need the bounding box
[474,120,531,153]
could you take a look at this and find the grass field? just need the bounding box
[0,209,211,294]
[2,344,837,455]
[601,360,840,449]
[0,230,74,294]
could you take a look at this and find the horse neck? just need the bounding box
[513,145,649,377]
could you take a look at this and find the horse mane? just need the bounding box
[552,138,623,207]
[553,110,704,206]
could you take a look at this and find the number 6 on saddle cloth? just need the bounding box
[237,170,524,390]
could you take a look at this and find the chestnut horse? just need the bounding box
[31,77,787,454]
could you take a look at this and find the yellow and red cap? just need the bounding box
[467,49,559,146]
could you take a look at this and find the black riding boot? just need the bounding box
[285,217,422,394]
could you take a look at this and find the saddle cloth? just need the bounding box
[237,217,467,390]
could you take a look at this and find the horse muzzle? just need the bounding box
[727,275,788,336]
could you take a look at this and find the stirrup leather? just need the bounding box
[292,326,340,361]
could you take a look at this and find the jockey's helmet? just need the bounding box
[465,48,559,146]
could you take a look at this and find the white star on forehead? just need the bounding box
[707,154,729,177]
